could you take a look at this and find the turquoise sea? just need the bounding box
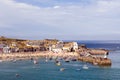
[0,41,120,80]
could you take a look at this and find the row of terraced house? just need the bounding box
[0,38,79,53]
[0,37,108,59]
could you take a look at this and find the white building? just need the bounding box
[72,42,78,51]
[3,46,11,53]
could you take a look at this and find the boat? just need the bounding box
[0,60,3,62]
[45,57,48,62]
[71,58,77,61]
[13,59,17,63]
[33,60,38,64]
[56,61,61,66]
[45,59,48,62]
[64,58,70,62]
[49,57,52,60]
[30,58,33,60]
[60,68,65,71]
[65,60,70,62]
[15,73,20,77]
[52,56,57,60]
[82,64,89,69]
[93,62,98,65]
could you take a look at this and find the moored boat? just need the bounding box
[33,60,38,64]
[82,64,89,69]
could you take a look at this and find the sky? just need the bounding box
[0,0,120,40]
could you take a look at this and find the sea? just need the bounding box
[0,40,120,80]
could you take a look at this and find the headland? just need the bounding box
[0,36,111,66]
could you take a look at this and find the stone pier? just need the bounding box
[78,56,111,66]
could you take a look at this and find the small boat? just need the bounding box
[55,60,59,63]
[82,64,89,69]
[51,56,57,60]
[49,57,52,60]
[71,58,77,61]
[65,60,70,62]
[13,59,17,63]
[93,62,98,65]
[30,58,33,60]
[15,73,20,77]
[45,59,48,62]
[56,61,61,66]
[45,57,48,62]
[60,68,65,71]
[0,60,3,62]
[64,58,70,62]
[33,60,38,64]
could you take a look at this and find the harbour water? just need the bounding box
[0,40,120,80]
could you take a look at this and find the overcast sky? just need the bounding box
[0,0,120,40]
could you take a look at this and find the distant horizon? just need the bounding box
[2,35,120,42]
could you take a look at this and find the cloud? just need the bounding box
[96,0,120,14]
[53,6,60,9]
[0,0,120,40]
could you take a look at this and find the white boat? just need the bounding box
[64,58,70,62]
[33,60,38,64]
[45,59,48,62]
[93,62,98,65]
[60,68,65,71]
[0,60,3,62]
[45,57,48,62]
[56,61,61,66]
[15,73,20,77]
[13,59,17,63]
[82,64,89,69]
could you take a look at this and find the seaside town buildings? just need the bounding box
[0,36,108,59]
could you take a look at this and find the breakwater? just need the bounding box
[78,56,111,66]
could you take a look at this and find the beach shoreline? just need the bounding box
[0,51,111,66]
[0,51,79,61]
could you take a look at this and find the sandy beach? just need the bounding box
[0,51,79,61]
